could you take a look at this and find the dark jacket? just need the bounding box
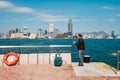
[75,38,85,50]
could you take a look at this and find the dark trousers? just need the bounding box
[78,50,84,65]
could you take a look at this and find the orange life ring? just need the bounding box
[3,52,19,66]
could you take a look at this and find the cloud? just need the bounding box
[101,6,119,10]
[108,19,115,22]
[0,1,68,22]
[9,7,34,13]
[27,14,68,22]
[39,14,68,22]
[2,18,20,22]
[0,1,34,13]
[102,6,114,10]
[73,19,97,22]
[101,6,120,18]
[117,14,120,16]
[0,1,13,8]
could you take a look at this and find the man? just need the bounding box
[75,34,85,66]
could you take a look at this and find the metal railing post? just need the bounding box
[49,47,51,64]
[117,51,120,70]
[2,58,4,67]
[37,53,39,64]
[18,48,21,65]
[71,46,72,62]
[28,53,29,64]
[43,53,44,64]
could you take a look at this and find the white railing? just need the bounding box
[117,51,120,69]
[0,45,72,48]
[0,45,72,66]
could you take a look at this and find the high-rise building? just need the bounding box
[68,19,73,36]
[0,33,4,38]
[15,28,19,33]
[54,29,59,35]
[37,29,44,36]
[9,30,15,36]
[23,27,28,36]
[15,28,21,33]
[49,23,54,33]
[18,28,21,33]
[45,30,48,35]
[111,31,115,38]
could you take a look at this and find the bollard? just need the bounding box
[84,55,91,63]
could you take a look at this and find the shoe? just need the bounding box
[78,64,80,66]
[80,64,84,66]
[78,63,84,66]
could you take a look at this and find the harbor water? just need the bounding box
[0,39,120,68]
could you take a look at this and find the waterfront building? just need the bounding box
[56,33,68,38]
[95,35,104,39]
[23,26,28,36]
[82,33,89,39]
[0,33,4,38]
[15,28,21,33]
[49,23,54,33]
[116,35,120,39]
[15,28,19,33]
[68,19,73,36]
[11,33,24,38]
[86,34,95,39]
[29,33,37,39]
[45,30,48,35]
[3,34,10,39]
[9,30,15,36]
[107,36,113,39]
[37,29,44,36]
[37,29,45,38]
[75,31,109,39]
[54,29,59,35]
[111,31,115,39]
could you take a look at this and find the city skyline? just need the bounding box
[0,0,120,34]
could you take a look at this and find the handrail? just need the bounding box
[0,45,72,65]
[0,45,72,48]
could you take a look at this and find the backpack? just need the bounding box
[54,53,62,66]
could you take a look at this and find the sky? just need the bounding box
[0,0,120,35]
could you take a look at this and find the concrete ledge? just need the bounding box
[72,62,120,76]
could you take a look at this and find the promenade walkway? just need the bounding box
[0,63,120,80]
[72,62,120,76]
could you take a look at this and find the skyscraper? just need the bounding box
[49,23,54,33]
[68,19,73,36]
[23,27,28,36]
[18,28,21,33]
[15,28,21,33]
[111,31,115,38]
[37,29,44,36]
[54,29,59,35]
[15,28,19,33]
[9,30,15,36]
[45,30,48,35]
